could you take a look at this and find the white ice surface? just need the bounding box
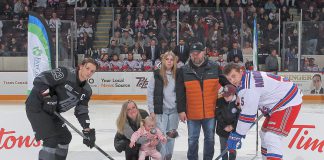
[1,101,323,160]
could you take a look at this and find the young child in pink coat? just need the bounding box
[129,116,167,160]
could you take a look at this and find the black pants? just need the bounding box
[219,136,237,160]
[26,106,72,160]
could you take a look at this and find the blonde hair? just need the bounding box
[116,100,142,134]
[159,51,178,86]
[141,116,156,128]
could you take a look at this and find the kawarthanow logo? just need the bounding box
[32,47,42,56]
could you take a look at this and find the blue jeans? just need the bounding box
[156,110,179,160]
[187,118,216,160]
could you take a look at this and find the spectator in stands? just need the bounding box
[191,22,205,45]
[280,6,291,22]
[144,30,158,47]
[138,4,149,20]
[233,55,245,69]
[120,30,135,48]
[3,3,13,20]
[122,15,134,32]
[14,0,24,15]
[97,53,110,71]
[304,23,319,55]
[145,39,160,64]
[139,53,153,72]
[179,0,190,15]
[159,12,169,27]
[37,0,47,7]
[265,49,279,72]
[227,41,243,62]
[49,12,61,30]
[208,23,222,51]
[146,16,157,33]
[169,1,179,14]
[158,22,171,44]
[264,0,277,10]
[174,38,190,64]
[135,13,147,34]
[311,74,324,94]
[305,5,319,21]
[123,5,135,20]
[121,45,130,56]
[109,53,123,71]
[264,23,279,49]
[217,54,227,70]
[242,41,253,57]
[110,31,122,47]
[16,19,27,36]
[8,37,19,52]
[134,31,145,48]
[112,14,122,33]
[20,6,29,20]
[132,42,144,55]
[147,51,179,160]
[107,39,121,57]
[159,40,169,55]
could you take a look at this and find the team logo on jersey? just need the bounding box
[59,91,78,111]
[231,108,238,114]
[51,68,64,80]
[80,94,86,100]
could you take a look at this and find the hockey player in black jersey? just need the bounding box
[25,58,98,160]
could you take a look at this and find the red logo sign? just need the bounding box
[288,125,324,153]
[0,128,41,150]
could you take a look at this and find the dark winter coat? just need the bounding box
[114,109,149,159]
[215,97,241,138]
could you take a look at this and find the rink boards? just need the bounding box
[0,72,324,101]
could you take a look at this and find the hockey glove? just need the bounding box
[42,95,58,114]
[227,132,244,151]
[83,129,96,149]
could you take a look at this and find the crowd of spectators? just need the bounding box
[0,0,323,72]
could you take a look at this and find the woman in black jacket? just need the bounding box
[216,84,241,160]
[114,100,151,160]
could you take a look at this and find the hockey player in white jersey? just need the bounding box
[223,63,302,160]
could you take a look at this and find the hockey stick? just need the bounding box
[54,112,115,160]
[215,113,265,160]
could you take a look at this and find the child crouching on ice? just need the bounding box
[129,116,167,160]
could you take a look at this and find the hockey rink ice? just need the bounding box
[1,100,323,160]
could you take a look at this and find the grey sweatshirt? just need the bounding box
[147,71,177,114]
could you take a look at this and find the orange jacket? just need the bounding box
[176,60,221,120]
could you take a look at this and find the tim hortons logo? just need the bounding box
[288,125,324,153]
[0,128,41,150]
